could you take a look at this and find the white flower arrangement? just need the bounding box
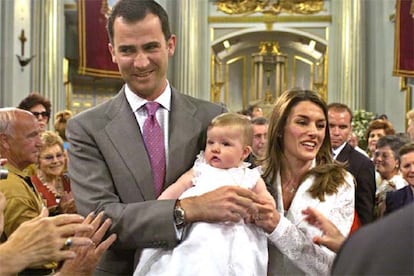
[352,109,375,150]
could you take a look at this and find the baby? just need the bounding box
[135,113,274,276]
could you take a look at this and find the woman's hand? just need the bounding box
[57,211,117,275]
[58,191,77,214]
[302,207,345,252]
[252,198,280,234]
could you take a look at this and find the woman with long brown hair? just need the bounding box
[254,89,355,275]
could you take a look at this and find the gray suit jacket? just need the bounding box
[67,86,225,275]
[332,203,414,275]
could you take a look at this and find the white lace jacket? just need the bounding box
[267,169,355,276]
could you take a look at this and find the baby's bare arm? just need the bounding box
[158,169,195,200]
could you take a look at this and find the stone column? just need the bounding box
[328,0,365,110]
[31,0,65,119]
[172,0,209,99]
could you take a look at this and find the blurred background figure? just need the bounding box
[348,132,369,157]
[384,142,414,215]
[247,104,263,119]
[406,109,414,141]
[17,92,52,133]
[31,131,76,215]
[374,113,388,121]
[365,119,395,159]
[247,116,268,168]
[373,134,409,218]
[54,110,72,151]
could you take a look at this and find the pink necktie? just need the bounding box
[143,102,166,197]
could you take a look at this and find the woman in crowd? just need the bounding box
[17,92,51,133]
[384,142,414,215]
[31,131,76,215]
[406,109,414,141]
[253,89,355,275]
[54,109,72,151]
[365,119,395,159]
[374,134,409,218]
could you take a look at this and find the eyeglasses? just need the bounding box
[374,151,395,160]
[40,153,64,161]
[31,111,50,118]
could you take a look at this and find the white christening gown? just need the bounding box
[134,153,268,276]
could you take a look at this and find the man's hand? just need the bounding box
[181,186,263,223]
[0,208,93,274]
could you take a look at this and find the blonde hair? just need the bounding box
[54,110,72,141]
[209,113,253,146]
[406,109,414,121]
[40,130,64,153]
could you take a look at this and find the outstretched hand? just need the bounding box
[302,207,345,252]
[57,211,117,275]
[0,208,93,274]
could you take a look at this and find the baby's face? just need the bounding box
[205,126,249,169]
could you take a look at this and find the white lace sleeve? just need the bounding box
[267,174,355,275]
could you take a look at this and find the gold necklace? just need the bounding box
[284,184,296,194]
[282,179,297,194]
[37,171,64,203]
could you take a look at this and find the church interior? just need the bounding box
[0,0,413,133]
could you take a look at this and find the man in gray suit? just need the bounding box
[66,1,261,275]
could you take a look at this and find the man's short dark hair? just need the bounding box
[251,116,268,126]
[106,0,172,44]
[327,102,353,122]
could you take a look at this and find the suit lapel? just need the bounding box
[104,90,156,200]
[336,143,353,162]
[404,186,414,203]
[166,89,203,184]
[101,88,211,198]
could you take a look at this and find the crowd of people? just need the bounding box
[0,0,412,275]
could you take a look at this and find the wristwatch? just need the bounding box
[173,200,186,228]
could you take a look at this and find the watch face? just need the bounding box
[174,206,185,225]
